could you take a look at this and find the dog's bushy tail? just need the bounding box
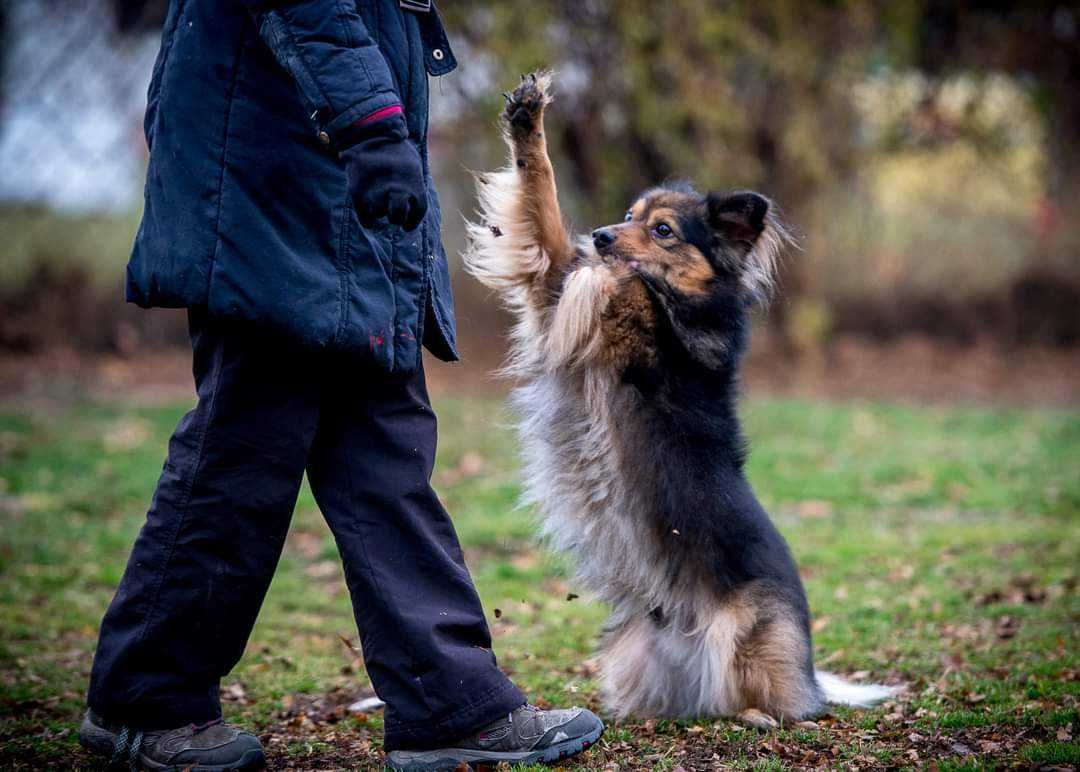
[815,671,899,707]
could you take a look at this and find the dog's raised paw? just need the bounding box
[735,708,780,730]
[502,71,551,132]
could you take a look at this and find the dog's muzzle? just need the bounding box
[592,227,617,253]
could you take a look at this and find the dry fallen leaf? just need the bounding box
[458,452,485,477]
[797,500,833,519]
[995,615,1019,639]
[103,418,151,453]
[221,682,247,703]
[347,696,386,714]
[576,659,599,678]
[338,633,363,663]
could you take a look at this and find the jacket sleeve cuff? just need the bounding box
[332,104,407,150]
[356,104,403,127]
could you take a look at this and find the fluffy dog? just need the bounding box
[465,72,896,727]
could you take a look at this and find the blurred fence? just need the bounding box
[1,1,1078,356]
[0,0,184,351]
[0,1,164,213]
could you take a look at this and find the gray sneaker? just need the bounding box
[79,710,265,771]
[384,703,604,771]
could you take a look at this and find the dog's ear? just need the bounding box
[706,190,793,302]
[707,191,769,251]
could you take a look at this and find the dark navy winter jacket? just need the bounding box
[127,0,459,370]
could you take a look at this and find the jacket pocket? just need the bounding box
[341,219,399,368]
[258,11,331,117]
[372,223,427,373]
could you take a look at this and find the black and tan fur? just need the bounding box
[465,73,896,726]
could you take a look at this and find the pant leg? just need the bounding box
[87,310,322,728]
[306,364,524,752]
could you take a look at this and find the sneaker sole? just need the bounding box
[384,719,604,771]
[79,714,266,771]
[139,747,265,771]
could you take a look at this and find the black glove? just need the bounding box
[340,113,428,232]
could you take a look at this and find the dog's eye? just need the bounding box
[624,211,633,222]
[652,222,673,238]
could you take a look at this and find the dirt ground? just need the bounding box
[1,335,1076,408]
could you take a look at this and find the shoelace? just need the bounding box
[511,703,540,722]
[109,725,144,771]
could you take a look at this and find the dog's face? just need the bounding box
[590,187,784,303]
[580,185,791,371]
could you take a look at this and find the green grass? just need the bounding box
[0,395,1077,768]
[0,206,141,295]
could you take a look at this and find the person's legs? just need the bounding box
[87,310,322,729]
[305,364,525,751]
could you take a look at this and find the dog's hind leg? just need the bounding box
[466,73,574,302]
[600,615,699,719]
[732,613,823,723]
[600,605,747,720]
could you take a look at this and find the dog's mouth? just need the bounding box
[582,242,649,282]
[594,248,641,271]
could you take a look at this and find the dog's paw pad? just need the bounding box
[502,71,551,129]
[735,708,779,730]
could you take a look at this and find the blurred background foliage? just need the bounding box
[3,7,1078,767]
[1,0,1078,356]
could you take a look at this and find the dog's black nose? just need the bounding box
[592,227,616,250]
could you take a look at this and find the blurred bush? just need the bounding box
[2,0,1078,355]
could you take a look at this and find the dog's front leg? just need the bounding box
[467,73,574,304]
[503,73,574,285]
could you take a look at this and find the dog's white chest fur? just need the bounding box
[512,372,667,610]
